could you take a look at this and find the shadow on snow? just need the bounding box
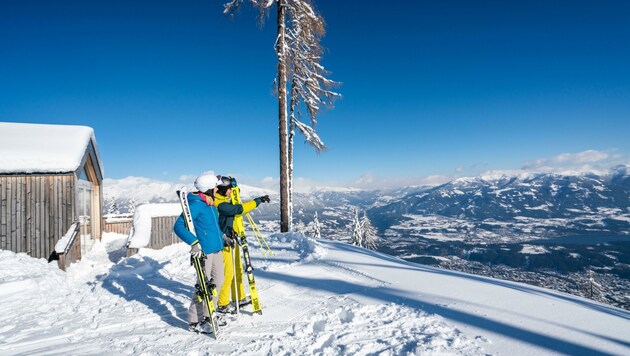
[258,268,621,356]
[324,239,630,321]
[257,238,630,355]
[100,256,192,331]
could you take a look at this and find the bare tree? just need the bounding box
[286,1,339,230]
[223,0,339,232]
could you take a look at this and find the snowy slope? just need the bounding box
[1,232,628,355]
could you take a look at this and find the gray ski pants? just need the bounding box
[188,251,224,323]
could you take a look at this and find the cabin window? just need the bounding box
[77,163,94,255]
[78,166,89,181]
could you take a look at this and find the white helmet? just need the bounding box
[194,173,220,193]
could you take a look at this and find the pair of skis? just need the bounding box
[177,189,219,338]
[230,184,262,315]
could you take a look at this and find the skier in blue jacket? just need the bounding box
[173,173,227,334]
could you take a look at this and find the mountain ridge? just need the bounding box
[104,165,630,241]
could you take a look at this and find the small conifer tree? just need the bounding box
[312,211,321,238]
[351,208,363,247]
[361,212,378,250]
[128,197,137,215]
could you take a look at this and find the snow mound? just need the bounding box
[0,251,70,298]
[262,299,484,355]
[276,232,326,262]
[255,232,327,273]
[127,203,182,248]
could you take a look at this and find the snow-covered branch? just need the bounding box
[292,117,326,152]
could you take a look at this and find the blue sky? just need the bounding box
[1,0,629,189]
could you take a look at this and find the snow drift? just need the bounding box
[0,231,628,355]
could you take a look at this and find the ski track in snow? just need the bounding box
[0,232,485,355]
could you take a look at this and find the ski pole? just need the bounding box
[232,246,239,315]
[243,213,265,252]
[245,212,273,256]
[229,179,273,255]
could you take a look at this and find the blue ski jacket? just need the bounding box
[173,192,224,254]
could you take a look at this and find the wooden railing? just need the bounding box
[56,222,81,271]
[103,213,134,235]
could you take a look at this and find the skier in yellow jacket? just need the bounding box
[214,175,270,314]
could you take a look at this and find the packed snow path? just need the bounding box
[0,232,628,355]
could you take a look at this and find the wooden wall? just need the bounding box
[103,220,133,235]
[149,216,179,250]
[0,174,75,259]
[82,152,103,243]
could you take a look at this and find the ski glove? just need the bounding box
[259,195,271,203]
[223,235,235,248]
[190,243,203,258]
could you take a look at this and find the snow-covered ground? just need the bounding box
[1,232,629,355]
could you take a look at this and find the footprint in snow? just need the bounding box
[312,319,326,333]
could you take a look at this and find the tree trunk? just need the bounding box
[288,117,294,231]
[277,0,290,232]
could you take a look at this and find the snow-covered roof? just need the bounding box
[0,122,103,175]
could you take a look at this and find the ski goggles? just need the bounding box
[216,175,237,188]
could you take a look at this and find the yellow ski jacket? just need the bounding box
[214,193,260,237]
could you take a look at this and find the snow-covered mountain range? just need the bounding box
[105,165,630,243]
[371,164,630,242]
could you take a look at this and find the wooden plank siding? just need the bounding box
[0,174,6,252]
[0,175,75,259]
[150,216,179,250]
[103,220,133,235]
[82,153,103,243]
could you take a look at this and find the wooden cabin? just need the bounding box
[0,122,104,267]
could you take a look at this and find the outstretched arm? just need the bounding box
[217,201,244,216]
